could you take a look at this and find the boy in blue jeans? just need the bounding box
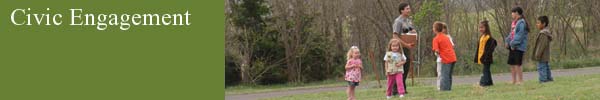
[532,16,554,83]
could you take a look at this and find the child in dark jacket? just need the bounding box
[474,20,497,87]
[532,16,554,83]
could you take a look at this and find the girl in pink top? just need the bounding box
[345,46,362,100]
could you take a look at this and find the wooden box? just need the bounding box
[400,33,418,45]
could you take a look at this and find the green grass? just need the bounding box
[266,74,600,100]
[225,74,389,95]
[226,60,600,96]
[225,79,345,95]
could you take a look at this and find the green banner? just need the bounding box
[0,0,223,100]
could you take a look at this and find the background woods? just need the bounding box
[226,0,600,86]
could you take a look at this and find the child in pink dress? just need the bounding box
[345,46,363,100]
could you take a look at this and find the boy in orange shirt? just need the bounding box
[432,21,456,91]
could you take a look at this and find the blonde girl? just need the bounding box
[345,46,363,100]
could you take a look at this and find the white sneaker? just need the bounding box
[400,94,405,98]
[386,96,392,99]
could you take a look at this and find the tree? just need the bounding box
[227,0,271,84]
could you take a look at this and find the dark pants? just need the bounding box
[402,48,410,93]
[440,62,454,91]
[479,64,493,86]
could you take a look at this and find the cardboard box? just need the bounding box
[400,33,417,45]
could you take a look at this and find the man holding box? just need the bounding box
[391,2,416,94]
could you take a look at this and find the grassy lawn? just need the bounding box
[225,79,346,95]
[266,74,600,100]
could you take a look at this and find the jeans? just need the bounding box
[537,61,554,82]
[440,62,454,91]
[479,64,493,86]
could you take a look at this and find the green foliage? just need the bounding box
[230,0,269,32]
[411,0,444,77]
[413,0,443,29]
[226,0,345,85]
[552,58,600,69]
[226,0,600,87]
[227,0,282,85]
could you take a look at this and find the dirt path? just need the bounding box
[225,66,600,100]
